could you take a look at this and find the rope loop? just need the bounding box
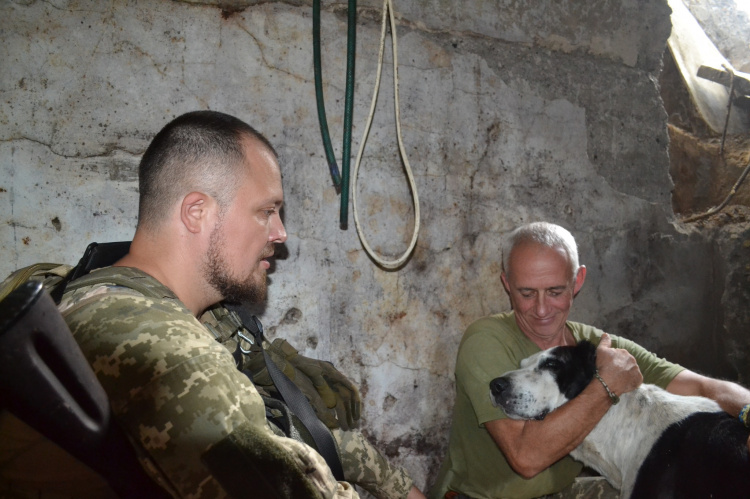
[352,0,420,270]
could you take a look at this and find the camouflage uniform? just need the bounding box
[58,267,412,499]
[445,478,619,499]
[545,476,619,499]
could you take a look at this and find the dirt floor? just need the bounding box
[669,126,750,218]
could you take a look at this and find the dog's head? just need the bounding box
[489,341,597,420]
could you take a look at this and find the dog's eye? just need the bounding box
[540,358,561,370]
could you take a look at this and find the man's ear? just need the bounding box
[501,272,511,295]
[573,266,587,297]
[180,191,215,234]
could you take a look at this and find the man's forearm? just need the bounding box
[713,381,750,416]
[667,370,750,416]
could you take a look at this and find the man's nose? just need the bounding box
[271,216,287,243]
[535,294,548,315]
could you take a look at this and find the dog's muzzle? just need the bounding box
[489,375,548,420]
[490,377,510,404]
[490,376,513,408]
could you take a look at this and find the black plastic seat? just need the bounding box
[0,280,170,498]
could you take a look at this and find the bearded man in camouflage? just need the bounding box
[58,111,424,498]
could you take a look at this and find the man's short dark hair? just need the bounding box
[137,110,277,229]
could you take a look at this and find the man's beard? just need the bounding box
[204,226,268,305]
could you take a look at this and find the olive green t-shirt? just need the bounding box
[430,311,684,499]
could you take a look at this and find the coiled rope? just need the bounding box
[352,0,420,269]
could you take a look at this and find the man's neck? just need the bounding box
[528,328,575,351]
[115,235,219,317]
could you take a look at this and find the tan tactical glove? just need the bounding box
[242,338,361,430]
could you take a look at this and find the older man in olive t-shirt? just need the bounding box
[430,222,750,499]
[430,311,683,499]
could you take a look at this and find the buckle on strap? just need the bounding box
[239,313,265,344]
[237,329,255,354]
[226,309,261,354]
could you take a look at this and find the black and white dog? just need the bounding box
[489,341,750,499]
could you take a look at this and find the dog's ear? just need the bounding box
[576,341,598,381]
[567,341,597,386]
[557,342,598,400]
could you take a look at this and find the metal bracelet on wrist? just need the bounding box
[594,370,620,405]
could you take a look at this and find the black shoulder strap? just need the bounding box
[50,242,132,304]
[227,305,346,482]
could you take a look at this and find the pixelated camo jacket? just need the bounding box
[58,266,358,499]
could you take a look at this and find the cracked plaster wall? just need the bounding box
[2,0,748,493]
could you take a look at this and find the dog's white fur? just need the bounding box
[492,348,721,499]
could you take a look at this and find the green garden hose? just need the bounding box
[313,0,357,229]
[313,0,339,188]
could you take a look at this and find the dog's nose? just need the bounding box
[490,377,510,397]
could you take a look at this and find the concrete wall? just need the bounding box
[3,0,748,493]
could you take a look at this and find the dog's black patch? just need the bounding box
[545,341,598,401]
[631,411,750,498]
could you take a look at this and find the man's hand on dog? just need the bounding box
[595,333,643,398]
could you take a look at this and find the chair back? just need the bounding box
[0,280,170,498]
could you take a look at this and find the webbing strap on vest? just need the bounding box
[228,305,346,482]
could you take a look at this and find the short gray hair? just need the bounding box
[502,222,580,279]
